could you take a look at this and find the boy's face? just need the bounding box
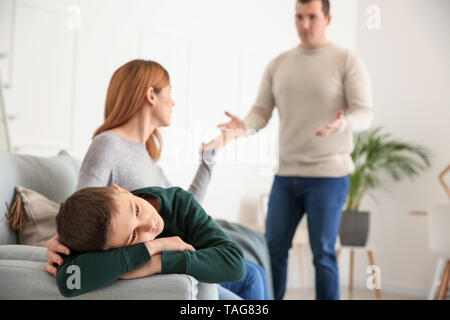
[107,184,164,249]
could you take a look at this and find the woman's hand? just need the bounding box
[145,236,195,256]
[45,235,71,277]
[201,132,227,152]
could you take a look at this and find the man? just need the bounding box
[217,0,373,300]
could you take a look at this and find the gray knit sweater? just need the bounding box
[76,130,215,204]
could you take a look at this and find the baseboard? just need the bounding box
[352,277,429,299]
[287,277,434,299]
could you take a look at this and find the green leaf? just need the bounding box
[345,126,431,211]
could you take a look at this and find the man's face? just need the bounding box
[107,185,164,249]
[295,1,331,48]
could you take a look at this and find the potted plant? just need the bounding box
[339,127,431,247]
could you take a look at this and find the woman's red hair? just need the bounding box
[93,59,170,162]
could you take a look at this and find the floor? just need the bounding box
[284,287,424,300]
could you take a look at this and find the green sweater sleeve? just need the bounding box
[160,189,246,283]
[56,242,150,298]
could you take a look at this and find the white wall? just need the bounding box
[347,0,450,297]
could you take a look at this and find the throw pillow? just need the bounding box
[5,186,59,247]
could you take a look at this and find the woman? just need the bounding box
[45,59,268,300]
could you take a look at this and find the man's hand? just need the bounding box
[216,111,246,141]
[315,110,345,137]
[201,110,247,152]
[45,235,71,277]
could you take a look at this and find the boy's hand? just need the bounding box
[45,235,71,277]
[120,254,162,280]
[145,236,195,256]
[125,237,194,280]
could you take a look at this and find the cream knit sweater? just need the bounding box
[243,43,373,177]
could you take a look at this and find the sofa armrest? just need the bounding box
[0,244,48,262]
[0,259,218,299]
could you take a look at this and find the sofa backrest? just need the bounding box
[0,150,81,245]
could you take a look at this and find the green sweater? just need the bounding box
[56,186,245,297]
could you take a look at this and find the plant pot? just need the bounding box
[339,210,370,247]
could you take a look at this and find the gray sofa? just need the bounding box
[0,150,218,299]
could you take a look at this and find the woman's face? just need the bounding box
[152,85,175,127]
[107,185,164,249]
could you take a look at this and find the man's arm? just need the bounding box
[242,60,276,133]
[342,51,374,132]
[215,60,276,141]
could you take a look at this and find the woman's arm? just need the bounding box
[187,133,233,204]
[76,134,115,189]
[186,148,215,204]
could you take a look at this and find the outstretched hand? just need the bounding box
[201,131,227,152]
[217,111,245,133]
[216,111,246,142]
[201,111,246,152]
[315,110,345,137]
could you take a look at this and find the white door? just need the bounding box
[7,0,78,156]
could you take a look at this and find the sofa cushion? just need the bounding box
[214,219,274,299]
[6,186,59,246]
[0,258,218,299]
[0,150,80,245]
[0,244,47,262]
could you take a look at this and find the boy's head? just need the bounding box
[56,184,164,253]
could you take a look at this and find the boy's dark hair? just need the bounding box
[298,0,330,16]
[56,186,119,253]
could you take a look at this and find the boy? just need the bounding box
[55,184,246,298]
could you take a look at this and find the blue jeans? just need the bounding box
[219,260,269,300]
[266,175,350,300]
[217,285,243,300]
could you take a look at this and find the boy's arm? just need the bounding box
[120,254,161,280]
[119,236,195,279]
[160,189,246,283]
[56,243,150,297]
